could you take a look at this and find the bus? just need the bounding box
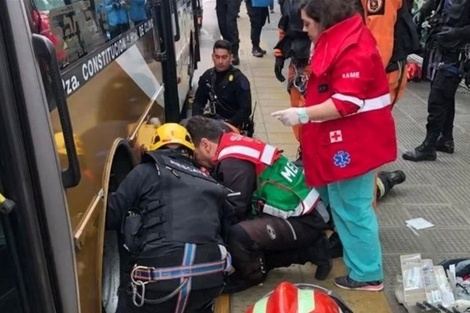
[0,0,200,312]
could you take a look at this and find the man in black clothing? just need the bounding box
[403,0,470,161]
[106,123,232,313]
[216,0,243,65]
[192,40,252,135]
[245,0,270,57]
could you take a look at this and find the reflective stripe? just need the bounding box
[312,93,391,123]
[315,201,330,224]
[358,94,391,113]
[252,296,269,313]
[262,188,321,219]
[298,289,315,313]
[218,146,260,160]
[219,144,276,165]
[283,219,297,240]
[331,93,391,112]
[260,144,276,165]
[332,93,364,107]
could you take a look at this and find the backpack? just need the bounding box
[251,155,320,219]
[390,0,421,63]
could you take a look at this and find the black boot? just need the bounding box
[376,170,406,200]
[252,46,265,58]
[402,133,439,161]
[436,136,454,153]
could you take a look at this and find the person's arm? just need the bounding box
[216,158,256,223]
[272,47,382,124]
[106,164,147,230]
[192,72,210,116]
[228,75,252,127]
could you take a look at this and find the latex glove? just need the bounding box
[271,108,301,126]
[274,57,286,82]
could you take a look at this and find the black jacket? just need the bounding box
[192,66,252,128]
[212,158,257,224]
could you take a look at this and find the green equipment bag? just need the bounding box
[252,155,320,219]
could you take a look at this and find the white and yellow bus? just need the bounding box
[0,0,201,312]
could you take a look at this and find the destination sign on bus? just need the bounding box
[61,19,154,97]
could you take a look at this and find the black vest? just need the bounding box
[123,150,228,259]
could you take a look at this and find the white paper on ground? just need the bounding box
[406,217,435,230]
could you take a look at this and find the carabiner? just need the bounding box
[132,280,146,307]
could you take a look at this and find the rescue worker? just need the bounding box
[403,0,470,161]
[245,0,271,57]
[275,0,406,190]
[185,116,333,293]
[216,0,243,65]
[192,40,253,137]
[106,123,232,313]
[274,0,312,158]
[272,0,397,291]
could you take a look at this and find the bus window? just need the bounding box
[32,0,151,69]
[0,207,24,313]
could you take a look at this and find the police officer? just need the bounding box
[403,0,470,161]
[192,40,253,136]
[273,0,312,159]
[216,0,243,65]
[185,116,332,292]
[106,123,232,313]
[245,0,271,57]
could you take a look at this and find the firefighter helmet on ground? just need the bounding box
[246,282,353,313]
[150,123,195,151]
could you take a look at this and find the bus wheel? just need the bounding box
[102,143,135,313]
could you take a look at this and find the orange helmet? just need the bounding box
[246,282,353,313]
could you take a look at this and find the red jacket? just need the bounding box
[301,14,397,187]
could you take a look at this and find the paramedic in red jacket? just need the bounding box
[272,0,397,291]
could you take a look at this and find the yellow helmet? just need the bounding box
[150,123,195,151]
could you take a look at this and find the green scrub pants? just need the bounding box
[317,170,383,282]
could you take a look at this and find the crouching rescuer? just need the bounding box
[106,123,233,313]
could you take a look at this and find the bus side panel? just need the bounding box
[175,0,197,113]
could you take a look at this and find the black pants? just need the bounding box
[227,214,329,284]
[116,286,223,313]
[216,0,242,56]
[245,0,269,47]
[426,67,462,138]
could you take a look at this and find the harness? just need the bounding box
[130,243,231,310]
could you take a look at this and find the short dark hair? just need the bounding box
[213,39,232,54]
[300,0,356,30]
[185,116,223,146]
